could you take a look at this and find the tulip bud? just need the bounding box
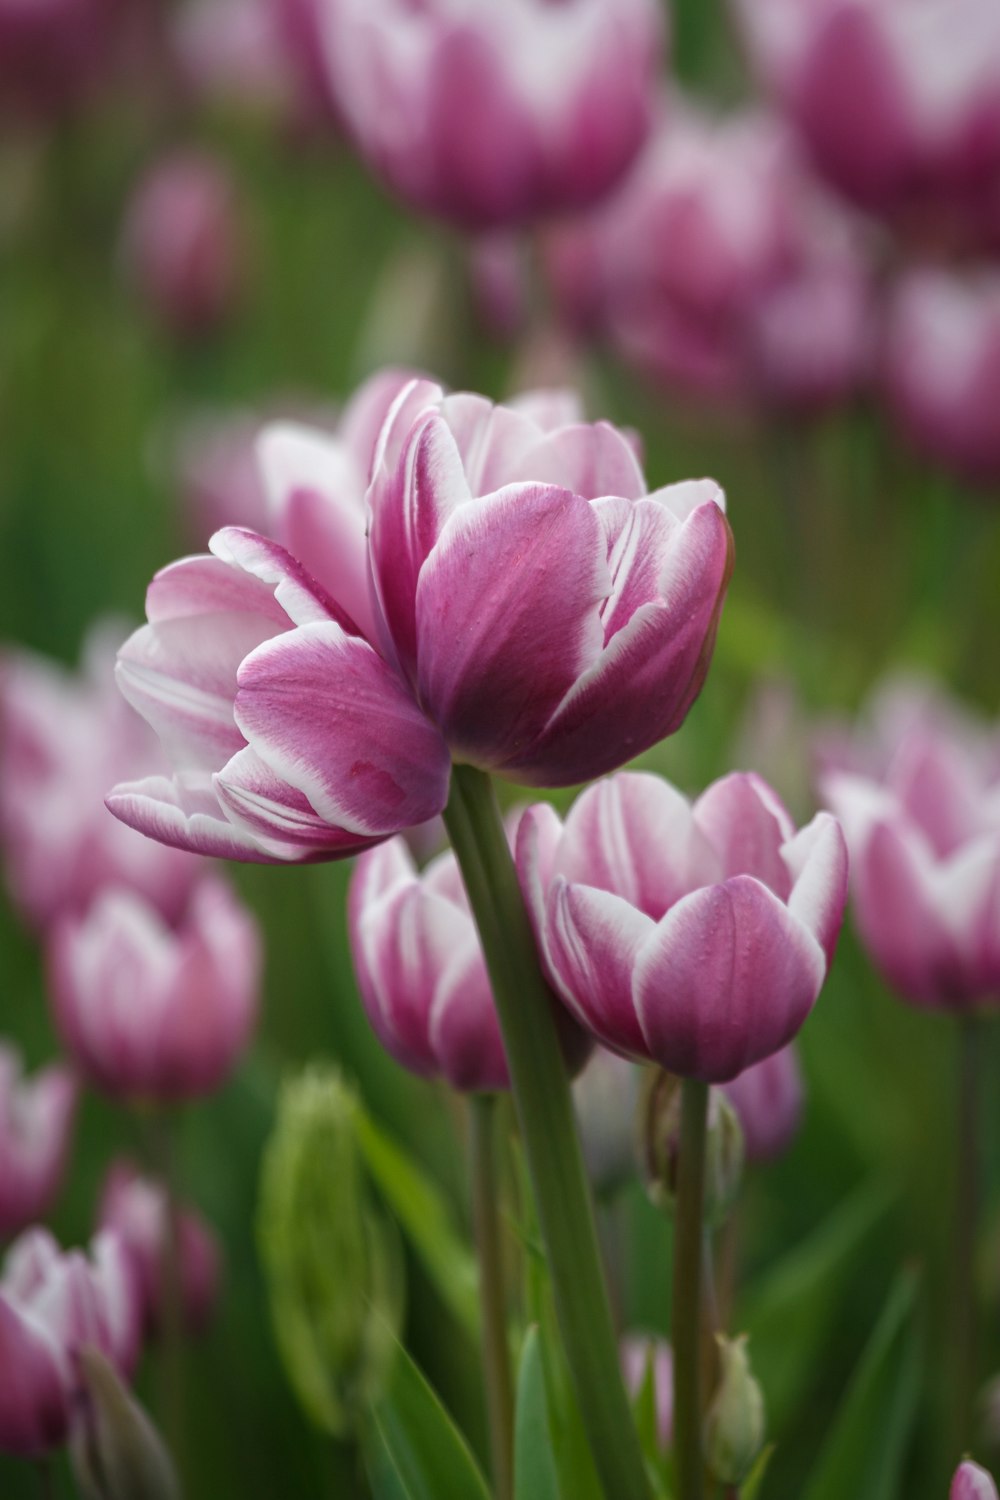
[640,1071,744,1225]
[703,1334,765,1487]
[952,1460,1000,1500]
[69,1346,179,1500]
[257,1067,404,1438]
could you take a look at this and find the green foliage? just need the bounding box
[513,1328,560,1500]
[365,1339,491,1500]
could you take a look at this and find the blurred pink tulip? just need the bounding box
[0,1227,139,1456]
[348,838,509,1091]
[821,680,1000,1010]
[49,876,260,1102]
[733,0,1000,251]
[315,0,664,230]
[621,1334,673,1446]
[109,375,731,860]
[98,1160,221,1337]
[173,0,296,119]
[518,771,847,1082]
[0,1047,77,1240]
[0,621,198,933]
[0,0,118,120]
[719,1042,804,1162]
[952,1461,1000,1500]
[120,151,246,339]
[882,267,1000,486]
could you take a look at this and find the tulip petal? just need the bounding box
[145,553,289,627]
[694,772,795,896]
[234,622,451,837]
[0,1295,68,1455]
[634,876,826,1081]
[209,527,342,627]
[107,774,281,862]
[546,879,655,1054]
[515,802,565,964]
[214,747,382,858]
[509,421,647,500]
[852,818,962,1005]
[429,938,509,1092]
[783,811,848,962]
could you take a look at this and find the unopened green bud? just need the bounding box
[70,1347,179,1500]
[257,1066,404,1438]
[640,1071,744,1225]
[704,1334,766,1486]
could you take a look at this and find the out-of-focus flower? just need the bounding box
[821,679,1000,1010]
[70,1346,180,1500]
[0,0,118,121]
[573,1046,641,1193]
[49,877,260,1103]
[97,1160,221,1337]
[348,838,508,1091]
[882,267,1000,486]
[315,0,664,230]
[545,102,875,413]
[109,375,732,860]
[120,151,246,339]
[952,1461,1000,1500]
[0,621,198,933]
[704,1333,766,1486]
[172,0,296,120]
[732,0,1000,252]
[0,1046,77,1239]
[0,1227,139,1457]
[518,771,847,1082]
[719,1043,804,1163]
[468,234,530,342]
[621,1335,673,1447]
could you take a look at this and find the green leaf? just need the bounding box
[356,1109,480,1338]
[740,1179,893,1428]
[365,1338,491,1500]
[514,1327,560,1500]
[740,1443,775,1500]
[800,1266,922,1500]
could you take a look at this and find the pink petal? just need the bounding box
[951,1461,1000,1500]
[0,1295,68,1455]
[234,622,451,836]
[107,773,282,863]
[888,732,982,858]
[546,879,655,1054]
[338,368,428,479]
[506,421,647,500]
[429,937,509,1092]
[145,553,288,626]
[693,772,795,896]
[783,811,849,963]
[514,802,565,966]
[634,876,826,1082]
[214,747,382,859]
[415,483,608,773]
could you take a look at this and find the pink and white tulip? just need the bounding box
[518,771,848,1082]
[98,1160,221,1336]
[0,1048,77,1240]
[348,838,509,1091]
[314,0,664,230]
[821,680,1000,1010]
[0,1227,139,1456]
[621,1334,673,1447]
[732,0,1000,251]
[882,267,1000,486]
[110,375,732,861]
[0,621,198,932]
[719,1042,804,1163]
[48,876,260,1102]
[952,1462,999,1500]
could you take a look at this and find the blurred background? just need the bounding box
[1,0,999,1495]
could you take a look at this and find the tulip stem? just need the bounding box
[35,1458,54,1499]
[951,1015,982,1454]
[444,764,653,1500]
[469,1094,515,1500]
[673,1077,709,1500]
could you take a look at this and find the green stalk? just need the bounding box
[469,1095,514,1500]
[672,1078,710,1500]
[951,1016,981,1454]
[443,764,652,1500]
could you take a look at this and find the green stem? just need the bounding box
[443,765,652,1500]
[951,1016,981,1454]
[35,1457,55,1500]
[469,1094,514,1500]
[673,1078,709,1500]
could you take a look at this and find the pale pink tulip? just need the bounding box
[0,1047,77,1240]
[719,1043,804,1162]
[518,771,847,1082]
[48,876,260,1102]
[952,1461,1000,1500]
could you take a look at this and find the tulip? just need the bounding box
[732,0,1000,251]
[0,1046,77,1239]
[48,876,260,1103]
[518,770,847,1082]
[0,1227,139,1457]
[172,0,296,121]
[310,0,663,231]
[621,1335,673,1447]
[0,621,198,933]
[882,267,1000,486]
[97,1160,221,1337]
[953,1462,1000,1500]
[820,680,1000,1009]
[0,0,118,120]
[348,838,509,1092]
[719,1043,804,1163]
[703,1334,765,1486]
[109,376,732,860]
[120,151,246,339]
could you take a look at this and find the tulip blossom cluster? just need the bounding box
[732,0,1000,252]
[821,677,1000,1010]
[0,1227,139,1456]
[313,0,664,230]
[546,102,874,412]
[518,771,847,1081]
[109,376,732,862]
[0,1047,77,1239]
